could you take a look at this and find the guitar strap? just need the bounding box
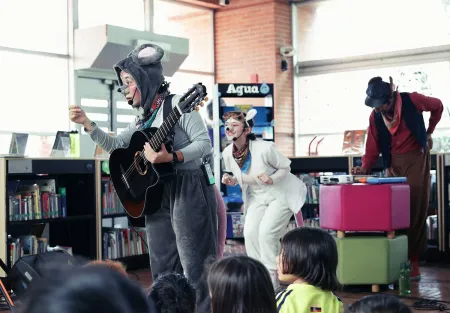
[163,94,175,142]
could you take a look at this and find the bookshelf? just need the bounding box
[0,157,151,277]
[0,154,448,275]
[96,159,150,271]
[0,157,98,275]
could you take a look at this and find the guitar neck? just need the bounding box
[149,107,182,150]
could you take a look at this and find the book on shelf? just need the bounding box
[226,213,244,239]
[103,227,148,260]
[286,220,297,232]
[9,235,48,266]
[101,177,125,216]
[303,218,320,228]
[7,179,67,222]
[295,173,324,204]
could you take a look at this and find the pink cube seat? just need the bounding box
[319,184,410,232]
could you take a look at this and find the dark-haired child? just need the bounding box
[208,255,277,313]
[346,294,411,313]
[149,272,196,313]
[22,265,151,313]
[276,227,343,313]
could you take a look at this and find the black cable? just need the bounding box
[410,299,449,312]
[338,285,450,312]
[126,216,149,252]
[396,296,450,304]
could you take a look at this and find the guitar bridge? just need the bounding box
[121,165,136,198]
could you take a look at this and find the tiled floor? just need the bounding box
[129,263,450,313]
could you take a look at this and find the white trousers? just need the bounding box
[243,190,293,284]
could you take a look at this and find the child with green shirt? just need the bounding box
[276,227,344,313]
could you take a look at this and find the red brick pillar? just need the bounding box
[214,0,294,156]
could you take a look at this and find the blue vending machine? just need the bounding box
[212,83,275,239]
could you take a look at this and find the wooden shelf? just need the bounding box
[9,215,94,226]
[102,213,127,218]
[290,156,349,172]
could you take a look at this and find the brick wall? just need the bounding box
[214,0,295,156]
[168,11,214,72]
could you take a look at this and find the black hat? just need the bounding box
[365,78,391,108]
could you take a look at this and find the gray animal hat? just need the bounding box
[113,43,165,114]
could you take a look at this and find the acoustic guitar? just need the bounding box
[109,83,207,218]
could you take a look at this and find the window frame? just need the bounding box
[291,2,450,157]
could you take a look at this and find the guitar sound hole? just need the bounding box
[134,151,148,175]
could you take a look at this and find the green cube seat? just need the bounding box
[335,234,408,289]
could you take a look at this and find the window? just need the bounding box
[0,51,69,133]
[165,72,215,121]
[0,0,68,54]
[78,0,145,30]
[296,0,450,62]
[296,134,345,157]
[295,61,450,156]
[154,0,214,73]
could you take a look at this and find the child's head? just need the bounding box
[85,259,128,277]
[149,272,196,313]
[277,227,341,291]
[346,294,412,313]
[208,256,276,313]
[22,265,151,313]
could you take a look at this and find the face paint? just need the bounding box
[119,71,141,108]
[224,117,245,141]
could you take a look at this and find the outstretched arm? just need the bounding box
[85,120,137,154]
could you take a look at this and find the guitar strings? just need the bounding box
[121,95,203,182]
[122,110,179,181]
[122,91,204,180]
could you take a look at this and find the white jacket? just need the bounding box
[222,139,307,214]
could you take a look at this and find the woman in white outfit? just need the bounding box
[221,109,307,290]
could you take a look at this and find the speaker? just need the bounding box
[7,250,78,298]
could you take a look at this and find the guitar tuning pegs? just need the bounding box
[204,96,209,102]
[195,106,199,112]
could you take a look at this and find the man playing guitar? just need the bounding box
[69,43,218,313]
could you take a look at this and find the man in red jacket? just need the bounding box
[352,76,443,279]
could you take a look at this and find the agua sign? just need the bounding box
[218,83,273,98]
[227,84,259,96]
